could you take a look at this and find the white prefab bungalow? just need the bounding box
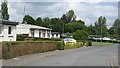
[17,24,52,38]
[0,19,18,42]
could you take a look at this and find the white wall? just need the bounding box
[17,28,29,35]
[0,25,17,42]
[17,24,52,39]
[28,29,51,39]
[34,30,39,37]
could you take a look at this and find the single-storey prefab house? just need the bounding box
[17,24,52,38]
[0,19,18,42]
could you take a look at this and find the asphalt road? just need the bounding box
[3,44,118,66]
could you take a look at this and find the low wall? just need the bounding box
[2,41,62,59]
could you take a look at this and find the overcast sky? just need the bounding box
[0,0,119,28]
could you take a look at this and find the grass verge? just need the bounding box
[92,42,113,46]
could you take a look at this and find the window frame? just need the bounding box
[31,30,35,37]
[8,26,12,35]
[39,30,41,37]
[0,26,2,34]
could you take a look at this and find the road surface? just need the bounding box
[2,44,118,66]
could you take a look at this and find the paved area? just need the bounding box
[2,44,118,66]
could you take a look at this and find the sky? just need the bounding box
[0,0,119,28]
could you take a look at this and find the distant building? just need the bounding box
[61,33,73,38]
[17,24,52,38]
[88,35,101,39]
[0,19,18,42]
[51,32,60,38]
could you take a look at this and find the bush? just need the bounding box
[17,34,29,41]
[73,30,88,40]
[88,41,92,46]
[56,41,64,50]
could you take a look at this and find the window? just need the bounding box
[0,27,2,34]
[56,34,58,37]
[43,33,45,38]
[31,30,34,37]
[8,26,12,34]
[47,31,50,38]
[48,33,50,38]
[39,30,41,37]
[42,30,46,38]
[52,34,54,36]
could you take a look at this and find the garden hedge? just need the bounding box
[2,41,92,59]
[2,41,63,59]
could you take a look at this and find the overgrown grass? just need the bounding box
[92,42,113,46]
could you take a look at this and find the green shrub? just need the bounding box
[73,30,88,40]
[88,41,92,46]
[17,34,28,41]
[56,41,64,50]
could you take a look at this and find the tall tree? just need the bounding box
[95,16,108,37]
[42,17,51,27]
[109,19,120,39]
[73,30,88,40]
[22,15,35,25]
[61,10,76,23]
[1,0,9,20]
[87,24,96,35]
[35,17,43,26]
[64,21,87,33]
[50,18,62,33]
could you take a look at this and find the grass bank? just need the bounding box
[92,42,113,46]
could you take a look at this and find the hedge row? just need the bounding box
[2,41,92,59]
[2,41,63,59]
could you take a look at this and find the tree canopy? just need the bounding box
[94,16,108,37]
[22,15,35,25]
[1,0,9,20]
[61,10,76,23]
[34,17,43,26]
[108,19,120,39]
[73,30,88,40]
[21,10,119,40]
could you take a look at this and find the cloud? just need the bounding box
[7,1,118,28]
[65,2,117,27]
[8,0,119,2]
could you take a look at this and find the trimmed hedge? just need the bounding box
[2,41,62,59]
[2,41,92,59]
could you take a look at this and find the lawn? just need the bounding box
[92,42,113,46]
